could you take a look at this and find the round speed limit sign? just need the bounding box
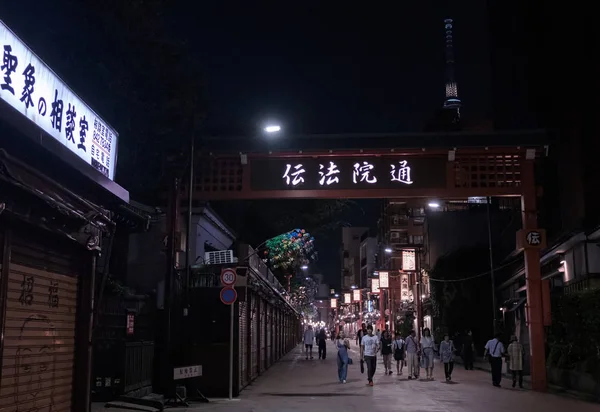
[220,268,237,286]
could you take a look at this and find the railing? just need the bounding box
[123,341,155,393]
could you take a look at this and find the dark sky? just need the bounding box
[0,1,492,136]
[0,1,494,286]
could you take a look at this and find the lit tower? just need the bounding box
[443,18,461,124]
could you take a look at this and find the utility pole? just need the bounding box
[487,196,497,333]
[162,177,179,394]
[184,132,195,314]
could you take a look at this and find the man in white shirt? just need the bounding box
[361,325,380,386]
[484,333,505,387]
[303,325,315,360]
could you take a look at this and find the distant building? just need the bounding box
[341,227,368,290]
[359,232,377,289]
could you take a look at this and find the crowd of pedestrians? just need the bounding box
[303,324,526,389]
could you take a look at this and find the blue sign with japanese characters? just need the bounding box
[250,157,447,190]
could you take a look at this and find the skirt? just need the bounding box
[421,348,435,369]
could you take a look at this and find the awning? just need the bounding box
[0,149,114,248]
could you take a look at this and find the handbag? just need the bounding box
[348,357,353,365]
[360,359,365,374]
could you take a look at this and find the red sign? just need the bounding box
[126,313,135,336]
[220,268,237,286]
[220,287,238,305]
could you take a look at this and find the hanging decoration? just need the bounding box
[262,228,317,269]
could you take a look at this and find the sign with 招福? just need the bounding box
[250,157,447,191]
[0,20,118,180]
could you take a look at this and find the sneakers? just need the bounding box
[369,381,374,386]
[343,380,347,384]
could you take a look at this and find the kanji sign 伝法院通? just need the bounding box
[0,20,118,180]
[251,157,446,191]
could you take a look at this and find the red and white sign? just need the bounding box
[220,268,237,286]
[126,313,135,335]
[330,298,338,308]
[371,278,380,294]
[402,249,416,271]
[379,271,389,288]
[353,289,361,301]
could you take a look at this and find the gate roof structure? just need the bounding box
[193,129,547,201]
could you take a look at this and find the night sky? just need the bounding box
[0,1,495,286]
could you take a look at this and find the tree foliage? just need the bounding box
[547,289,600,377]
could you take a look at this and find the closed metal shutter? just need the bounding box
[238,301,248,389]
[250,294,258,381]
[0,232,81,412]
[260,301,266,373]
[266,305,272,369]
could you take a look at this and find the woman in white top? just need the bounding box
[420,328,436,380]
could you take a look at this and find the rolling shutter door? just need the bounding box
[238,301,248,389]
[0,232,81,412]
[260,301,266,373]
[250,294,258,381]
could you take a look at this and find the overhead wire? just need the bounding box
[428,260,521,283]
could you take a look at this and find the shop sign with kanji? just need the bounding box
[0,20,118,180]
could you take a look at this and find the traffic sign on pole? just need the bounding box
[220,287,237,305]
[221,268,237,286]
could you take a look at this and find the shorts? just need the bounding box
[305,344,313,349]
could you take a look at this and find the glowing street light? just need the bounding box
[301,265,308,270]
[384,247,392,253]
[428,201,440,208]
[264,125,281,133]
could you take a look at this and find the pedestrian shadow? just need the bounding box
[445,381,460,385]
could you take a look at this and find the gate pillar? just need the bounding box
[521,159,547,391]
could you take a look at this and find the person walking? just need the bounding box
[484,332,505,387]
[462,330,475,370]
[303,325,315,360]
[507,335,525,388]
[392,331,405,376]
[420,328,436,380]
[439,333,456,381]
[356,323,367,346]
[317,328,328,360]
[405,330,419,379]
[361,325,380,386]
[336,331,350,383]
[380,329,393,375]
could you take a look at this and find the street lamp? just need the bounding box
[264,125,281,133]
[428,202,440,209]
[384,247,392,253]
[301,265,308,270]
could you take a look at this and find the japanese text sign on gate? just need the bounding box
[251,157,447,191]
[516,229,546,251]
[0,20,118,180]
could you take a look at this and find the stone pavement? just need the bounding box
[94,341,599,412]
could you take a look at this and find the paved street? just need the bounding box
[144,341,599,412]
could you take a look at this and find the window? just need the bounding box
[411,235,424,245]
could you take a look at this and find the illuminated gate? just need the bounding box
[191,133,548,391]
